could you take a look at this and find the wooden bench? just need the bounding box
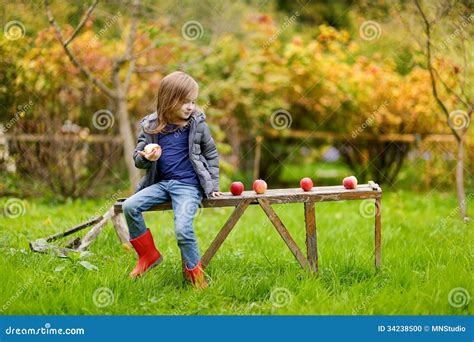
[113,181,382,273]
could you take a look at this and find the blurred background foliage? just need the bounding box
[0,0,472,199]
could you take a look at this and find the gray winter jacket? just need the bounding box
[133,110,219,198]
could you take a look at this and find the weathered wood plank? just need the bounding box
[44,216,103,242]
[304,202,318,272]
[29,239,75,258]
[110,184,383,272]
[257,198,309,270]
[375,198,382,269]
[111,213,131,249]
[368,181,381,191]
[114,183,382,213]
[77,207,114,251]
[201,199,252,269]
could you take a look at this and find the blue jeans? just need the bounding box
[122,179,204,269]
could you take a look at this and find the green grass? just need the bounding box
[0,190,472,315]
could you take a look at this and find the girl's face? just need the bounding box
[175,88,198,121]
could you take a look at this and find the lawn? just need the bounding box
[0,189,472,315]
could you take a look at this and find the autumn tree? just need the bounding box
[411,0,472,220]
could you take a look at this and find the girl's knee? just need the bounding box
[175,226,196,244]
[122,199,138,216]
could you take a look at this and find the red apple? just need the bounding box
[253,179,267,194]
[342,176,358,189]
[300,177,313,191]
[230,181,244,196]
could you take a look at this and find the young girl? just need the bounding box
[122,71,222,288]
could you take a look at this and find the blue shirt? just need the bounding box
[156,123,200,186]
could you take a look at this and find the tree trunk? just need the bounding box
[116,95,141,192]
[455,135,468,220]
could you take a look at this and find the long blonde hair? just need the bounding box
[146,71,199,135]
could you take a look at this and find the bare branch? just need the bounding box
[431,65,468,107]
[414,0,460,141]
[123,59,136,93]
[120,0,140,93]
[64,0,99,47]
[44,0,116,99]
[123,0,140,62]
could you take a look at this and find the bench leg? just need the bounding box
[304,202,318,273]
[258,198,309,270]
[375,197,382,269]
[111,213,131,248]
[201,199,252,269]
[77,207,114,251]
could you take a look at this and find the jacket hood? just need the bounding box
[139,110,206,131]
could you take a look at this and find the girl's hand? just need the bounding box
[210,191,224,197]
[139,148,161,161]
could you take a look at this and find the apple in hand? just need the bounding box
[342,176,358,189]
[142,143,162,161]
[230,181,244,196]
[300,177,313,192]
[144,143,160,154]
[253,179,267,194]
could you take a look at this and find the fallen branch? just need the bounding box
[29,206,131,257]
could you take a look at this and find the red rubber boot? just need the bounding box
[129,229,163,278]
[184,261,207,289]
